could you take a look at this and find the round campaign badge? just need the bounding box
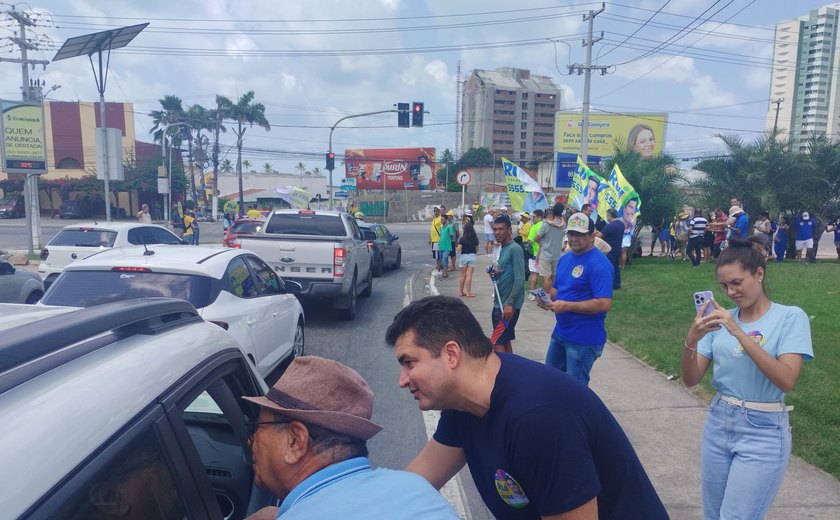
[571,265,584,278]
[494,469,529,509]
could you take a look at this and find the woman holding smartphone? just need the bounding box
[681,237,813,519]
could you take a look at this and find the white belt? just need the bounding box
[718,394,792,412]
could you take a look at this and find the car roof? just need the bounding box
[0,300,246,518]
[59,222,170,232]
[60,245,249,278]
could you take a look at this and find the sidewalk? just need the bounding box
[427,253,840,520]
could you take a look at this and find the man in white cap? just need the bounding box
[793,210,816,263]
[538,212,614,386]
[244,356,457,519]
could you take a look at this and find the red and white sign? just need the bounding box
[344,147,436,190]
[456,170,471,186]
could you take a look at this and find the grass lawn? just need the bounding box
[604,256,840,479]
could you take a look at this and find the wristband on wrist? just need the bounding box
[684,342,697,357]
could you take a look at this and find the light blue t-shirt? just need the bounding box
[278,457,458,519]
[697,303,813,402]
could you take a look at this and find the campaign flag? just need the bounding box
[569,156,607,216]
[275,186,312,209]
[597,164,641,238]
[501,158,549,213]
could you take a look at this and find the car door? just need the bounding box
[0,262,23,303]
[345,216,371,281]
[375,225,395,265]
[243,254,294,374]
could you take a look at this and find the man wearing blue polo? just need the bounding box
[541,212,614,385]
[793,211,816,263]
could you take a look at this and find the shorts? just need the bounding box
[491,307,520,344]
[538,257,557,278]
[431,242,439,259]
[458,253,477,268]
[621,234,631,248]
[528,258,538,273]
[795,239,813,251]
[438,250,451,264]
[485,233,494,242]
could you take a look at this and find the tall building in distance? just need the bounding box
[767,4,840,151]
[461,67,563,163]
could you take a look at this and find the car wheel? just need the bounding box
[24,291,43,304]
[360,264,373,298]
[292,319,305,358]
[394,249,402,269]
[335,274,357,321]
[372,254,384,277]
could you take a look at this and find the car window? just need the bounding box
[347,217,362,239]
[127,227,181,246]
[227,257,258,298]
[51,428,187,520]
[41,270,213,308]
[264,214,345,235]
[375,226,387,239]
[229,221,263,235]
[243,255,282,295]
[48,229,118,247]
[362,229,376,240]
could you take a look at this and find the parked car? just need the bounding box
[39,222,184,289]
[236,210,373,320]
[0,195,25,218]
[358,222,402,277]
[0,261,44,304]
[223,218,264,248]
[58,198,95,219]
[39,244,305,378]
[0,298,277,519]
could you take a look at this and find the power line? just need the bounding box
[596,0,671,61]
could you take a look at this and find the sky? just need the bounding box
[1,0,836,176]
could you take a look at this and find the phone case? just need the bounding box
[693,291,715,318]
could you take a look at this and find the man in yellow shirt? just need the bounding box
[183,210,196,245]
[518,213,531,242]
[429,206,443,275]
[246,205,262,219]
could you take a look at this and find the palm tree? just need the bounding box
[218,91,271,212]
[220,158,234,174]
[185,104,216,207]
[150,96,186,214]
[311,167,321,176]
[209,96,229,220]
[242,160,252,172]
[295,162,306,174]
[263,163,273,174]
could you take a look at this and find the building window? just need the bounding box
[519,151,526,159]
[521,112,528,120]
[57,157,82,169]
[521,102,528,110]
[521,122,527,130]
[521,92,528,100]
[521,132,527,139]
[520,141,527,148]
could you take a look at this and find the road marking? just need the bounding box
[402,267,468,519]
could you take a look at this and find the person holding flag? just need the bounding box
[489,214,525,354]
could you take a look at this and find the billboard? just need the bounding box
[554,113,667,188]
[344,147,436,190]
[1,100,48,175]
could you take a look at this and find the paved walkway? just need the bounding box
[427,252,840,519]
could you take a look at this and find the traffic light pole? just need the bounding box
[327,109,397,210]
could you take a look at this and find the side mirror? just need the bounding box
[0,262,15,275]
[284,280,302,295]
[391,234,399,240]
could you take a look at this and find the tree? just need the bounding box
[242,160,252,172]
[149,95,186,206]
[437,149,456,190]
[295,162,306,174]
[218,91,271,212]
[220,158,234,174]
[311,167,321,176]
[209,96,228,218]
[455,147,494,170]
[263,163,273,174]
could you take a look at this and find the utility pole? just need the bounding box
[568,3,608,164]
[2,7,51,255]
[772,97,784,134]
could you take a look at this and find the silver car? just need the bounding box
[0,261,44,304]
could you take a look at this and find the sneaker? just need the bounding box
[431,269,441,276]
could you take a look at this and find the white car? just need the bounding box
[39,245,304,378]
[38,222,184,288]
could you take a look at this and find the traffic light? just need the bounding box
[397,102,410,128]
[326,151,335,171]
[412,102,424,127]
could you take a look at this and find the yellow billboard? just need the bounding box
[555,113,667,158]
[1,100,48,174]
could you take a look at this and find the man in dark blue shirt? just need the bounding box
[387,296,668,520]
[598,208,624,289]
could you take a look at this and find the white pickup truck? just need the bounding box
[236,209,373,320]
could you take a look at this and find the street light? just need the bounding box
[160,122,191,222]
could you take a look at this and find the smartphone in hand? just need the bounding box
[693,291,715,318]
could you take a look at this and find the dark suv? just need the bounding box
[58,199,95,219]
[0,195,25,218]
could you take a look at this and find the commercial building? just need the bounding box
[461,67,563,163]
[766,4,840,151]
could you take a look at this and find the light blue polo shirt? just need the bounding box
[278,457,458,519]
[697,303,813,402]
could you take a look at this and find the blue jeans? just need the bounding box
[545,336,604,386]
[701,396,791,520]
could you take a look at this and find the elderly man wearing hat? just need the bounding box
[728,205,749,239]
[538,212,614,386]
[244,356,457,519]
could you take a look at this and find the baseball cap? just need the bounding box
[446,210,455,216]
[802,211,810,220]
[728,205,743,218]
[242,356,382,441]
[464,209,473,216]
[500,206,508,212]
[566,212,592,234]
[520,213,530,219]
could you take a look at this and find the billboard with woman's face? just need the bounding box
[553,113,667,188]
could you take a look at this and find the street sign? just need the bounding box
[456,170,471,186]
[404,182,414,188]
[340,177,357,190]
[334,190,349,199]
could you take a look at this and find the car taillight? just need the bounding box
[232,238,241,249]
[209,320,229,330]
[366,241,375,247]
[111,267,152,272]
[334,247,346,276]
[40,248,49,261]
